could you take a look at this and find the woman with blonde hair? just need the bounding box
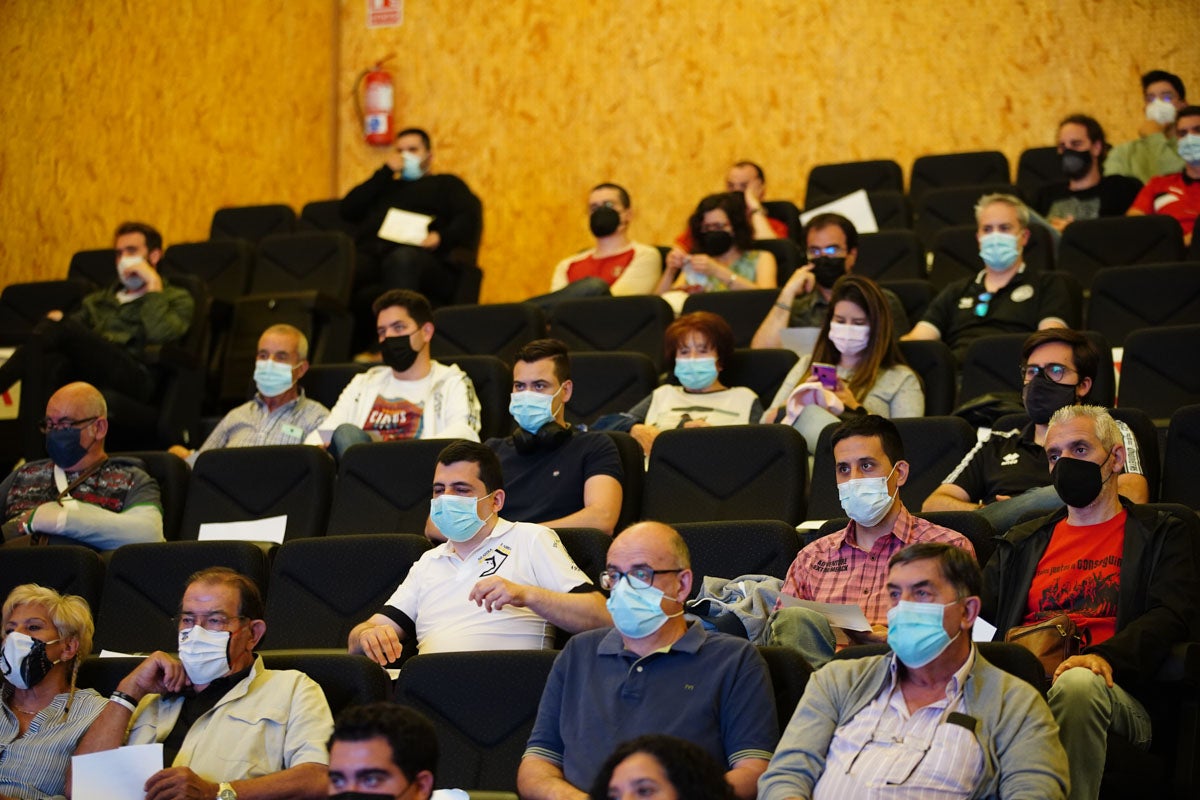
[1,584,106,799]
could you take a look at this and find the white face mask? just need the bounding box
[1146,98,1178,126]
[1,631,61,690]
[177,625,231,685]
[828,321,870,356]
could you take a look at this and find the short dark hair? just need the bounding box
[514,338,571,383]
[396,127,432,149]
[329,702,438,784]
[804,213,858,251]
[687,192,753,254]
[1176,106,1200,134]
[372,289,433,326]
[436,440,505,493]
[1141,70,1186,101]
[185,567,264,620]
[1058,113,1108,149]
[663,311,735,377]
[1021,328,1099,396]
[830,414,905,466]
[889,542,982,598]
[732,160,765,182]
[591,182,631,208]
[588,735,736,800]
[114,221,163,253]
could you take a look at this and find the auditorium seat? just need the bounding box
[908,151,1010,205]
[682,289,777,348]
[326,439,452,535]
[1057,215,1187,289]
[548,295,674,371]
[853,230,925,283]
[563,352,659,426]
[430,302,546,367]
[210,203,297,243]
[1085,262,1200,344]
[1015,146,1061,205]
[674,520,801,589]
[0,545,105,613]
[805,159,904,207]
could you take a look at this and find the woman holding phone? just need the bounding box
[764,274,923,422]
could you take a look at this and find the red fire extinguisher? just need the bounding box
[357,56,395,146]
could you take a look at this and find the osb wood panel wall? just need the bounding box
[1,0,338,286]
[338,0,1200,304]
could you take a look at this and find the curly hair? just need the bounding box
[588,735,736,800]
[687,192,753,254]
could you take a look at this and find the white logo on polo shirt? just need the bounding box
[1011,285,1034,302]
[1001,453,1020,466]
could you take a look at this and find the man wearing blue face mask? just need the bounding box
[484,339,623,535]
[902,194,1072,362]
[520,521,777,800]
[341,127,482,349]
[76,567,334,800]
[349,441,608,661]
[1,381,164,549]
[168,324,328,465]
[759,542,1068,800]
[1128,105,1200,246]
[982,405,1195,800]
[770,415,974,668]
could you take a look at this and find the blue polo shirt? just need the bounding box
[524,621,777,790]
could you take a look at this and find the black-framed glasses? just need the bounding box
[174,613,249,632]
[1020,362,1075,384]
[599,567,684,591]
[973,292,993,318]
[38,416,98,434]
[806,244,846,258]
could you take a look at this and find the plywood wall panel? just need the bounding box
[1,0,337,285]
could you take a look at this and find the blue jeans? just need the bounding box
[976,484,1064,533]
[768,606,837,669]
[330,423,372,462]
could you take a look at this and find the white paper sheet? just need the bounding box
[799,189,878,234]
[73,744,163,800]
[377,207,433,245]
[972,618,998,642]
[197,514,287,544]
[777,595,873,632]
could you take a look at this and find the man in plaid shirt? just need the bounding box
[770,415,976,667]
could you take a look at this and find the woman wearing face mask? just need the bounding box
[618,313,762,457]
[765,275,923,424]
[1,584,106,800]
[657,193,777,315]
[589,734,737,800]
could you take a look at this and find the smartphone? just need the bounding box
[811,362,838,391]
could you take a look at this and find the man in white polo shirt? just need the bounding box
[348,441,610,660]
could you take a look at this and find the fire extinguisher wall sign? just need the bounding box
[358,58,395,146]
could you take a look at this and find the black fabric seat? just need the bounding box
[898,339,957,416]
[326,439,453,535]
[601,431,645,532]
[643,425,808,524]
[853,230,925,282]
[394,650,558,792]
[1057,215,1187,289]
[753,237,804,286]
[210,204,297,243]
[67,249,119,289]
[682,289,777,348]
[563,351,659,426]
[298,362,367,409]
[762,200,803,242]
[109,451,190,541]
[93,540,270,653]
[909,151,1011,206]
[159,240,254,307]
[1015,146,1062,205]
[805,160,904,207]
[1162,404,1200,509]
[552,527,611,584]
[807,416,976,520]
[298,198,358,237]
[878,279,935,328]
[0,280,92,346]
[757,645,815,736]
[181,445,335,541]
[1119,324,1200,421]
[674,520,801,589]
[720,348,799,410]
[1086,262,1200,344]
[438,354,512,440]
[262,534,432,649]
[0,545,105,612]
[863,190,912,230]
[430,303,546,366]
[548,295,674,371]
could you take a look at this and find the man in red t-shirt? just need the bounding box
[1128,105,1200,245]
[981,405,1195,800]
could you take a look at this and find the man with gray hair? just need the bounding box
[982,405,1196,800]
[169,324,328,464]
[1,381,164,548]
[902,193,1072,362]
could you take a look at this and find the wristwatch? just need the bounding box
[217,783,237,800]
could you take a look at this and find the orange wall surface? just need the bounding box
[4,1,1198,305]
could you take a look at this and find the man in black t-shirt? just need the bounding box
[1036,114,1142,232]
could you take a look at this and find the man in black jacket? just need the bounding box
[981,405,1195,800]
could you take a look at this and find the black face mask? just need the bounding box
[810,256,846,289]
[1061,149,1093,180]
[381,334,419,373]
[589,206,620,237]
[1051,453,1112,508]
[45,427,89,469]
[1022,373,1079,424]
[698,230,734,257]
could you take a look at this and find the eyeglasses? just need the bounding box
[806,245,846,258]
[973,292,993,318]
[599,567,684,591]
[1020,363,1075,384]
[174,613,249,632]
[38,416,98,434]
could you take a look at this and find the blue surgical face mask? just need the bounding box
[509,387,562,434]
[253,359,296,398]
[605,576,681,639]
[837,463,898,527]
[401,151,424,181]
[430,492,494,542]
[978,232,1020,271]
[887,599,962,668]
[674,356,719,391]
[1177,133,1200,166]
[45,427,90,469]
